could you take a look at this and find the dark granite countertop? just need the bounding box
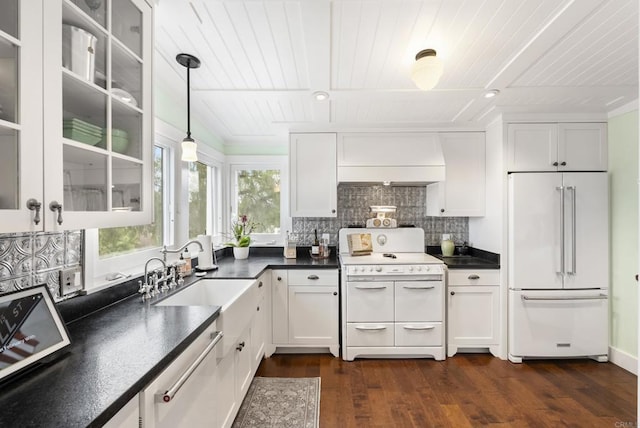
[426,246,500,270]
[0,248,339,427]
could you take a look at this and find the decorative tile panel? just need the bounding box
[293,184,469,247]
[0,230,83,300]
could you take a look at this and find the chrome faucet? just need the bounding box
[160,239,204,263]
[139,257,167,300]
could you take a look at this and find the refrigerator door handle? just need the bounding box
[521,294,607,301]
[567,185,577,275]
[556,186,565,275]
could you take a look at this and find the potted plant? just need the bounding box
[225,215,256,259]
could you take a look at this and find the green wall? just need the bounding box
[609,109,638,357]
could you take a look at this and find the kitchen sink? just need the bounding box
[155,279,254,310]
[155,279,258,355]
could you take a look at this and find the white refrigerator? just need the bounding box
[508,172,609,363]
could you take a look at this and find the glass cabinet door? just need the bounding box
[43,0,152,230]
[0,0,44,233]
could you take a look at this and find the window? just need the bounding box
[98,146,165,257]
[188,161,208,238]
[236,169,280,233]
[229,159,289,245]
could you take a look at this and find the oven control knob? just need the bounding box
[415,266,421,271]
[360,267,366,272]
[375,266,382,272]
[408,266,413,272]
[422,266,428,271]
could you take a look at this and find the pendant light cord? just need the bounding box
[186,59,191,139]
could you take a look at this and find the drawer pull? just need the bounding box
[156,331,223,403]
[355,325,387,331]
[522,294,607,301]
[468,274,480,280]
[403,325,435,331]
[307,275,320,280]
[402,285,435,289]
[354,285,387,290]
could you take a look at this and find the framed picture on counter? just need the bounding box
[0,284,71,384]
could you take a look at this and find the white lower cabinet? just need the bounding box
[268,269,339,357]
[140,320,221,428]
[447,269,500,357]
[250,272,270,371]
[104,396,139,428]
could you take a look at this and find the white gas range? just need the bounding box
[338,228,446,361]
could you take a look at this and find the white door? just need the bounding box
[448,286,499,346]
[346,281,394,322]
[558,123,607,171]
[394,281,443,322]
[507,124,558,172]
[562,173,608,289]
[509,289,608,358]
[508,173,564,289]
[288,286,338,345]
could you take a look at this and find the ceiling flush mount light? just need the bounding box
[312,91,329,101]
[484,89,500,99]
[411,49,443,90]
[176,53,201,162]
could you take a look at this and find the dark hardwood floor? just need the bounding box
[256,354,636,427]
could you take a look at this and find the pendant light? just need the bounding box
[176,53,201,162]
[411,49,443,90]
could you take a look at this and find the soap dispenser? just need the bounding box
[441,234,455,257]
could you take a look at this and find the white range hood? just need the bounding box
[337,132,445,184]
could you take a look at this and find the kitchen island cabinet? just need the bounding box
[507,123,607,172]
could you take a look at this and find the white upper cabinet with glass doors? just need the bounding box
[39,0,153,231]
[0,0,45,233]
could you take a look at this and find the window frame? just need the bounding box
[226,155,290,246]
[84,130,177,292]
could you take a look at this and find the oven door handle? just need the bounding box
[402,285,435,289]
[355,325,387,331]
[354,285,387,290]
[402,325,436,331]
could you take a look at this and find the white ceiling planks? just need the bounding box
[154,0,639,148]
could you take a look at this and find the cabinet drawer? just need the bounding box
[395,281,443,322]
[347,323,394,346]
[448,270,499,286]
[346,282,394,322]
[395,323,442,347]
[289,269,338,286]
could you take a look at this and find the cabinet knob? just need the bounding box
[560,161,566,166]
[468,274,480,280]
[277,276,282,281]
[49,201,63,225]
[331,209,336,214]
[440,208,445,213]
[552,161,559,166]
[450,291,455,295]
[26,199,42,225]
[257,306,260,311]
[333,292,337,296]
[258,281,263,288]
[236,341,245,351]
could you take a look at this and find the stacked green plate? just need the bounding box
[105,128,129,154]
[63,118,102,146]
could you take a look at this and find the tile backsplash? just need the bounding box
[292,184,468,246]
[0,231,83,300]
